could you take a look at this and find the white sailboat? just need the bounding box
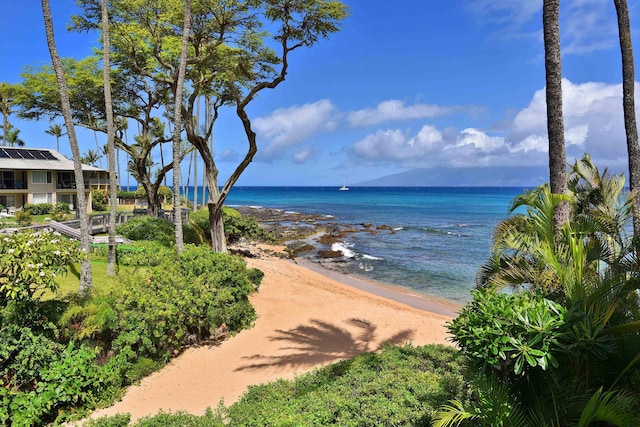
[339,179,349,191]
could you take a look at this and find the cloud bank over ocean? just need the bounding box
[252,79,635,179]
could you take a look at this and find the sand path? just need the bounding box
[88,253,457,422]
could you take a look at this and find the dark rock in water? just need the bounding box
[361,222,373,228]
[318,233,340,245]
[376,224,392,231]
[317,250,344,258]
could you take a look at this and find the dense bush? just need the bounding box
[91,241,172,266]
[92,190,108,211]
[50,202,71,221]
[0,231,82,301]
[80,345,468,427]
[117,190,136,200]
[190,207,274,244]
[15,209,32,226]
[66,245,262,364]
[86,409,225,427]
[448,288,564,376]
[224,344,468,426]
[116,216,176,247]
[0,232,119,424]
[22,203,53,215]
[108,245,260,361]
[0,229,266,423]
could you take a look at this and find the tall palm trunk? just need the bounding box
[172,0,191,252]
[614,0,640,236]
[101,0,118,276]
[543,0,569,233]
[41,0,92,292]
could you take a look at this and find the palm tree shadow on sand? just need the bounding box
[235,318,415,372]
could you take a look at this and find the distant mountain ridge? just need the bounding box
[356,166,550,187]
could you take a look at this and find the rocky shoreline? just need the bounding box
[231,205,397,260]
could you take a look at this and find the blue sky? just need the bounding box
[1,0,639,186]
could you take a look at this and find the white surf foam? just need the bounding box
[331,242,356,258]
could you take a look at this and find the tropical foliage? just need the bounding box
[0,231,262,424]
[437,156,640,426]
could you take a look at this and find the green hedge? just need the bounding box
[91,241,171,266]
[225,344,468,426]
[88,344,469,427]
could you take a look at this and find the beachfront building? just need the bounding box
[0,147,109,212]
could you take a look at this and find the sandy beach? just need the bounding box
[88,247,458,422]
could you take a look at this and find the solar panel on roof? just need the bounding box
[41,151,57,160]
[6,149,22,159]
[0,148,60,161]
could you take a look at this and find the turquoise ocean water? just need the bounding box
[147,186,525,304]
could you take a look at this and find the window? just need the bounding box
[57,194,76,210]
[0,195,16,207]
[32,171,52,184]
[56,172,75,189]
[32,193,53,204]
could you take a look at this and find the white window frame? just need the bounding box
[32,193,53,204]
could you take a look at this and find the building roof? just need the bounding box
[0,147,107,172]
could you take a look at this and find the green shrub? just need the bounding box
[190,207,274,244]
[109,245,260,361]
[448,288,565,377]
[135,410,225,426]
[133,187,148,199]
[0,231,82,301]
[50,202,71,221]
[116,216,175,247]
[15,209,32,226]
[91,241,172,266]
[158,185,172,203]
[92,190,108,212]
[226,344,469,426]
[117,190,137,200]
[84,413,132,427]
[23,203,53,215]
[1,302,124,425]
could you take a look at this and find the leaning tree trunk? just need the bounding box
[543,0,569,234]
[41,0,93,291]
[102,0,118,276]
[614,0,640,236]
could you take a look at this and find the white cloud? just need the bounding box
[347,100,455,127]
[254,99,337,159]
[510,79,628,163]
[468,0,618,55]
[349,79,635,170]
[352,125,448,167]
[293,147,314,164]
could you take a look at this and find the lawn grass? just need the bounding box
[50,257,149,299]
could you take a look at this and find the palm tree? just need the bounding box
[172,0,191,253]
[614,0,640,236]
[3,127,25,147]
[81,149,101,166]
[444,166,640,426]
[41,0,92,292]
[0,83,16,147]
[543,0,569,233]
[101,0,118,276]
[45,123,66,153]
